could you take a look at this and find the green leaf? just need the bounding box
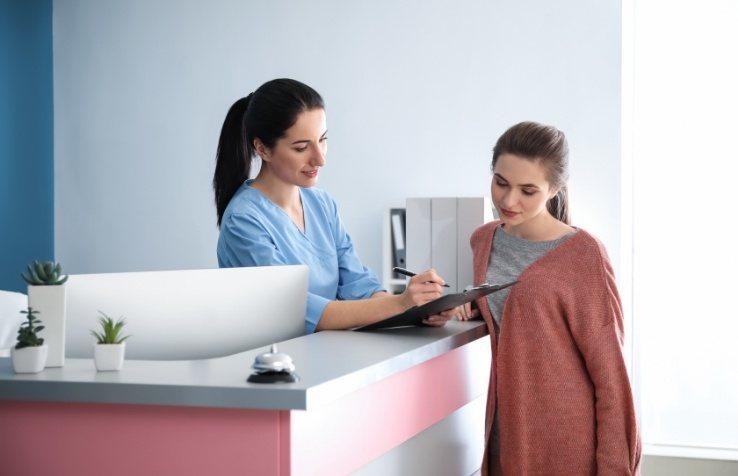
[35,262,47,281]
[15,306,45,347]
[33,260,44,277]
[29,267,43,284]
[91,311,129,344]
[21,271,37,285]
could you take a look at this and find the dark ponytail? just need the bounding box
[213,79,324,227]
[492,121,571,225]
[213,95,253,227]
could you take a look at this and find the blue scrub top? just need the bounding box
[217,181,384,333]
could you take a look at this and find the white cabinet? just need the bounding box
[383,198,495,295]
[406,197,494,293]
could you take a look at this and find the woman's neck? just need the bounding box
[251,173,301,211]
[251,173,305,231]
[502,212,573,241]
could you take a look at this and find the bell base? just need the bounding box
[247,371,299,384]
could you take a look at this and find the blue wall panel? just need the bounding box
[0,0,54,292]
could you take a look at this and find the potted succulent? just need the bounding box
[90,311,130,371]
[11,307,48,373]
[22,260,68,367]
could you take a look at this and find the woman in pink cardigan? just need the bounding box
[459,122,641,475]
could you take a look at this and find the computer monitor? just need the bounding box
[64,265,308,360]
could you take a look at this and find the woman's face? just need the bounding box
[491,153,558,229]
[257,108,328,188]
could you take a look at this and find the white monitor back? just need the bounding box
[65,265,308,360]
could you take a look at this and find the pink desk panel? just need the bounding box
[0,339,488,476]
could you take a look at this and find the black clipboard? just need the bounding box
[355,280,518,331]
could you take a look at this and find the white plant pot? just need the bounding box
[27,284,67,367]
[11,345,48,373]
[94,342,125,371]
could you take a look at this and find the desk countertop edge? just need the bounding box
[0,320,489,411]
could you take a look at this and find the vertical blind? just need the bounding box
[628,0,738,461]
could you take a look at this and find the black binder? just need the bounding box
[390,208,406,278]
[355,281,518,331]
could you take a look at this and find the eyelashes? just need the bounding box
[294,137,328,153]
[494,180,536,196]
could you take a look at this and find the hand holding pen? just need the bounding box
[394,267,456,326]
[393,267,450,287]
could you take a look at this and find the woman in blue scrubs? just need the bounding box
[213,79,455,333]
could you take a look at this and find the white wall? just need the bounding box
[54,0,621,284]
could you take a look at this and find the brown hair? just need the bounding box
[491,121,570,224]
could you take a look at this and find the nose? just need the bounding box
[311,143,326,167]
[500,189,518,208]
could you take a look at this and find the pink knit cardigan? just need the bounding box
[471,221,641,476]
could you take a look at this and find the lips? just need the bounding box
[500,208,518,218]
[303,170,319,178]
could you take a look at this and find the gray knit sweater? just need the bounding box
[485,226,573,326]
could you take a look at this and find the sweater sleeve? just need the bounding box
[569,246,642,475]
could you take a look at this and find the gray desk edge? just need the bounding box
[0,321,488,411]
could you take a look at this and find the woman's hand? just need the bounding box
[399,268,446,309]
[457,301,480,321]
[422,307,458,327]
[399,268,458,327]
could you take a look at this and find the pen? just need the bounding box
[393,267,450,287]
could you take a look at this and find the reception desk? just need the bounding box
[0,321,490,476]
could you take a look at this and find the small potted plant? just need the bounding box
[21,260,69,286]
[22,260,69,368]
[11,307,48,373]
[90,311,130,371]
